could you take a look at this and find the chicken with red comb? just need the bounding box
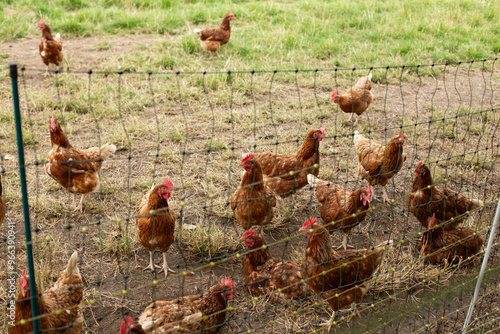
[300,218,390,328]
[38,20,63,76]
[354,131,406,202]
[45,116,117,212]
[331,73,373,123]
[241,230,307,302]
[231,153,276,233]
[407,160,484,229]
[193,12,235,55]
[10,252,83,334]
[253,127,325,205]
[308,174,372,250]
[138,277,237,333]
[136,178,176,276]
[418,214,483,266]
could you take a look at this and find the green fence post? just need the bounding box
[10,63,40,333]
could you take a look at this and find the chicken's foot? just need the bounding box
[143,251,161,271]
[319,311,336,328]
[73,194,86,212]
[158,252,176,278]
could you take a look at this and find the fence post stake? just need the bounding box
[10,63,40,334]
[462,198,500,333]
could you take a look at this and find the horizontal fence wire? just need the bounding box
[0,59,499,334]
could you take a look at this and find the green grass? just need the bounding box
[1,0,499,72]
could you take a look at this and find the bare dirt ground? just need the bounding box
[0,37,499,334]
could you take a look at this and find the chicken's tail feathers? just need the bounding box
[194,28,202,36]
[307,174,324,188]
[67,251,79,273]
[470,198,484,209]
[367,73,372,81]
[99,143,117,160]
[54,32,62,44]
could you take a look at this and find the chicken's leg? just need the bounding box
[73,193,87,212]
[319,311,336,328]
[44,65,50,77]
[343,234,348,251]
[159,252,176,277]
[71,193,78,210]
[381,186,390,203]
[143,251,161,271]
[348,113,354,122]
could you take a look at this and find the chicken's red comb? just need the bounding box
[221,277,236,289]
[20,269,28,289]
[120,317,134,334]
[241,229,255,240]
[38,20,45,25]
[302,217,318,229]
[398,132,404,139]
[229,12,235,16]
[162,179,173,191]
[241,153,254,164]
[366,186,372,199]
[331,91,339,100]
[417,160,425,167]
[319,126,327,135]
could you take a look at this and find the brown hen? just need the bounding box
[407,161,483,229]
[9,252,84,334]
[418,214,483,266]
[138,278,237,334]
[300,218,389,328]
[231,153,276,232]
[38,20,63,76]
[308,174,372,250]
[194,13,234,54]
[331,73,373,123]
[254,127,326,201]
[241,230,307,302]
[45,116,116,212]
[136,179,176,277]
[354,131,406,202]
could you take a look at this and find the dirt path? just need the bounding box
[0,35,166,70]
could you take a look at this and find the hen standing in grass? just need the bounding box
[331,73,373,123]
[194,13,235,55]
[354,131,406,202]
[241,230,307,302]
[231,153,276,233]
[45,116,117,212]
[307,174,372,250]
[138,278,237,334]
[38,20,63,76]
[300,218,389,328]
[10,252,84,334]
[418,214,483,266]
[408,161,484,229]
[136,179,176,277]
[254,127,326,202]
[0,174,4,227]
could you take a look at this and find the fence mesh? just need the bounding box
[1,59,500,334]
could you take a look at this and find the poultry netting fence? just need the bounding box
[1,59,500,334]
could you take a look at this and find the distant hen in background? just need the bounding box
[332,73,373,123]
[38,20,63,76]
[194,12,234,55]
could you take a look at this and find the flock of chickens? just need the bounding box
[6,14,486,334]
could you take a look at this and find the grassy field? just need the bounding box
[1,0,500,72]
[1,1,500,333]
